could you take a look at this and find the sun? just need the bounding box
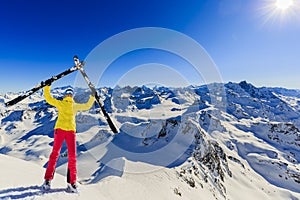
[258,0,299,26]
[275,0,294,10]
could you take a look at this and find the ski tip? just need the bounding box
[4,101,12,107]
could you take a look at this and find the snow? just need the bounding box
[0,154,218,200]
[1,82,300,199]
[0,153,106,199]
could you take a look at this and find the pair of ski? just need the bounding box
[5,56,118,134]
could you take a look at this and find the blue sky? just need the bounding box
[0,0,300,94]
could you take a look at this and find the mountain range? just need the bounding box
[0,81,299,199]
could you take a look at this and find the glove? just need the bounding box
[41,79,52,86]
[46,79,52,86]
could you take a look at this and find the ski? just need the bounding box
[74,55,118,134]
[5,62,84,107]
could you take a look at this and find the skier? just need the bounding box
[42,84,95,193]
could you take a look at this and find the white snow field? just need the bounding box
[0,81,299,199]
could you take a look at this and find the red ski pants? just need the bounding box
[44,128,77,184]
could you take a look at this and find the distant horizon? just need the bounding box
[2,80,300,96]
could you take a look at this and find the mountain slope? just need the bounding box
[0,81,300,199]
[0,153,105,200]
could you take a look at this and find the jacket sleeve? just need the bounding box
[44,85,60,107]
[74,95,95,111]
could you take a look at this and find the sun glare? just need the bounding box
[258,0,299,26]
[275,0,294,10]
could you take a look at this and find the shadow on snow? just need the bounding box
[0,185,67,199]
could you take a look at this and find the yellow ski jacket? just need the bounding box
[44,86,95,131]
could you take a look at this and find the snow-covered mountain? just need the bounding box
[0,81,299,200]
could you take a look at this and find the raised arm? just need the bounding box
[74,95,95,111]
[44,85,60,107]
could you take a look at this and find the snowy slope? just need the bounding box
[0,153,298,200]
[0,153,105,200]
[0,81,300,200]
